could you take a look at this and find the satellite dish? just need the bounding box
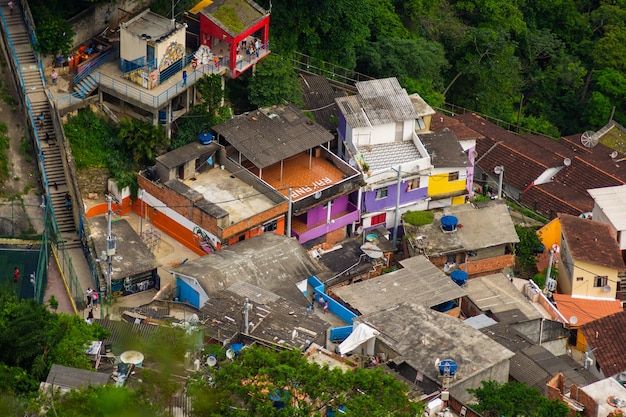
[581,131,599,148]
[611,151,619,159]
[434,358,441,370]
[603,285,612,293]
[569,316,578,325]
[470,150,478,159]
[348,157,357,167]
[494,165,504,175]
[206,355,217,367]
[563,158,571,166]
[226,349,235,360]
[313,191,322,199]
[355,226,363,235]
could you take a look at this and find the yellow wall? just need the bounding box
[538,218,561,248]
[565,260,618,299]
[428,172,466,197]
[451,195,466,205]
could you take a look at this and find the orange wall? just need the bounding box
[86,196,133,218]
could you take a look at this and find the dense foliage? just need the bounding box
[514,225,543,277]
[188,345,423,416]
[469,380,570,417]
[258,0,626,135]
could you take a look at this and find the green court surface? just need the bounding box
[0,249,40,300]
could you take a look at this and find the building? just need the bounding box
[331,255,467,317]
[549,374,626,417]
[335,78,433,233]
[350,303,514,403]
[588,184,626,256]
[404,201,519,277]
[557,214,625,300]
[41,364,110,394]
[213,104,362,245]
[171,233,320,309]
[580,310,626,379]
[196,0,270,78]
[419,130,472,208]
[89,217,160,299]
[137,141,288,253]
[444,113,626,218]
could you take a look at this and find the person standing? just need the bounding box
[8,1,14,14]
[182,70,187,87]
[323,300,328,314]
[92,291,99,310]
[65,193,72,211]
[13,267,19,285]
[38,112,45,128]
[51,69,58,85]
[318,295,324,308]
[86,287,93,308]
[254,39,260,57]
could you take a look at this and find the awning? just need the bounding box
[338,323,379,355]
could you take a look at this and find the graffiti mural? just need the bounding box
[193,226,218,253]
[160,41,185,71]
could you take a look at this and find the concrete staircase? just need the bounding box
[72,74,98,99]
[2,3,80,248]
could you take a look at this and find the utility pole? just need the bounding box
[494,166,504,199]
[392,165,402,248]
[286,188,292,238]
[105,195,117,305]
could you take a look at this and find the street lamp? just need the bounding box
[493,166,504,199]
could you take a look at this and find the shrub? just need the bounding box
[403,210,434,226]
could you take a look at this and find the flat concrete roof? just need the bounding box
[90,217,159,281]
[580,377,626,417]
[182,165,279,224]
[406,201,519,255]
[356,303,514,386]
[333,256,466,315]
[464,273,542,321]
[121,9,185,39]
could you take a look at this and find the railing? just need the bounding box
[159,53,195,84]
[120,56,155,74]
[18,0,45,84]
[74,47,116,87]
[290,50,374,87]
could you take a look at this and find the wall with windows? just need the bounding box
[558,257,619,300]
[363,177,428,214]
[427,168,468,198]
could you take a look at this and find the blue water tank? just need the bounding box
[439,359,458,377]
[441,216,458,232]
[230,343,244,355]
[198,132,213,145]
[450,270,468,286]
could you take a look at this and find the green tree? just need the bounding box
[34,11,75,55]
[514,225,543,278]
[248,55,303,108]
[117,118,169,165]
[469,380,569,417]
[189,345,423,416]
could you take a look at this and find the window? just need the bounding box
[407,178,421,191]
[375,187,388,200]
[448,171,459,181]
[370,213,386,226]
[416,117,426,131]
[576,277,584,282]
[594,276,608,287]
[263,219,278,232]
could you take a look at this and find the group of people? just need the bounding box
[85,287,99,323]
[313,294,329,314]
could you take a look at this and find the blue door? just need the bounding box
[177,278,200,307]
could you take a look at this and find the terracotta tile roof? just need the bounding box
[430,112,485,141]
[581,311,626,375]
[452,113,626,217]
[559,213,625,270]
[551,294,623,326]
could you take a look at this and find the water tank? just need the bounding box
[198,132,213,145]
[440,216,458,232]
[438,359,458,377]
[450,270,468,286]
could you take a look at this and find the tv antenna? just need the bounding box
[581,131,599,148]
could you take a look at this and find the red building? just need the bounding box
[195,0,270,78]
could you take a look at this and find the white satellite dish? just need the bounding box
[563,158,571,166]
[611,150,619,159]
[313,191,322,199]
[494,165,504,175]
[470,150,478,159]
[360,243,383,259]
[226,349,235,360]
[603,285,612,293]
[581,131,599,148]
[569,316,578,325]
[206,355,217,367]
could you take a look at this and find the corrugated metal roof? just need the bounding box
[588,185,626,230]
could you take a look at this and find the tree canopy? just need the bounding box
[188,345,423,416]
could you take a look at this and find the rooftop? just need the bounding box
[581,310,626,376]
[199,0,267,36]
[358,139,427,172]
[156,142,219,170]
[332,256,467,315]
[551,293,623,327]
[199,282,328,350]
[44,364,111,391]
[580,377,626,417]
[408,93,436,119]
[588,184,626,231]
[121,9,185,39]
[559,213,625,270]
[405,201,519,256]
[430,112,485,142]
[182,164,280,224]
[356,303,515,387]
[596,121,626,154]
[419,130,471,168]
[336,77,418,128]
[213,104,334,169]
[172,233,319,305]
[89,217,159,281]
[464,273,542,321]
[300,73,346,131]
